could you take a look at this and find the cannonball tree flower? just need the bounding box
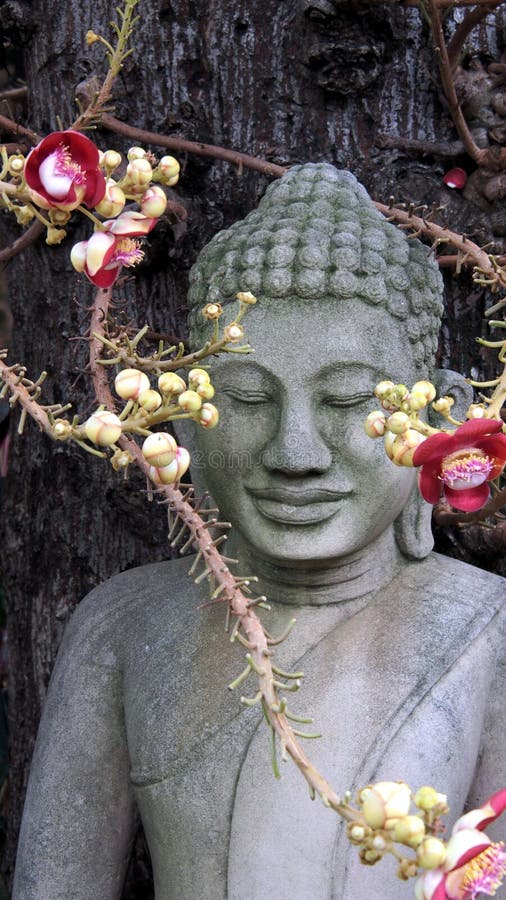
[70,211,156,288]
[24,131,106,211]
[412,419,506,513]
[415,789,506,899]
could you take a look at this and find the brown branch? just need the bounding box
[0,114,39,145]
[428,0,488,165]
[0,359,52,434]
[89,287,115,405]
[376,0,506,7]
[447,1,504,71]
[0,87,28,103]
[0,221,44,265]
[101,114,288,180]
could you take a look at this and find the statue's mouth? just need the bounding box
[246,487,350,525]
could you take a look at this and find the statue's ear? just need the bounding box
[428,369,474,426]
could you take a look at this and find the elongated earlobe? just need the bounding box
[394,484,434,560]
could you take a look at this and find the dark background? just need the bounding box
[0,1,504,894]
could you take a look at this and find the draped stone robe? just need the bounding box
[14,553,505,900]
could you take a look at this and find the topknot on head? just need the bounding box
[188,163,444,372]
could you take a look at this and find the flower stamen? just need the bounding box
[440,449,493,491]
[53,144,86,185]
[461,842,506,897]
[112,237,144,268]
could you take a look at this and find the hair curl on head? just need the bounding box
[188,163,444,373]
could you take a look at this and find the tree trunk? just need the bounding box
[0,1,504,894]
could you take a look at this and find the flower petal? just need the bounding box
[443,481,490,512]
[412,433,456,467]
[455,790,506,834]
[85,232,116,276]
[70,241,88,273]
[414,870,446,900]
[85,262,121,288]
[477,434,506,461]
[418,464,443,504]
[452,418,503,446]
[105,211,156,236]
[443,829,491,872]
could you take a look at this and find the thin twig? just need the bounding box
[101,114,287,179]
[0,221,44,265]
[0,114,39,145]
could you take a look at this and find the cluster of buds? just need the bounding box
[363,380,438,467]
[345,781,506,898]
[0,130,181,288]
[364,378,506,512]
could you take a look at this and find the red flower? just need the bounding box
[25,131,106,211]
[415,789,506,900]
[412,419,506,512]
[70,211,156,288]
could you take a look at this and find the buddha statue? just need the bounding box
[14,164,505,900]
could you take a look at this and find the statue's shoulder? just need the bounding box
[419,551,505,601]
[65,555,195,648]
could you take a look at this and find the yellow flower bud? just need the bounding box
[393,815,425,848]
[158,372,186,396]
[127,147,147,161]
[8,154,24,176]
[52,419,73,440]
[155,155,180,185]
[126,158,153,187]
[224,323,244,343]
[374,381,395,400]
[142,432,177,467]
[115,368,150,401]
[411,380,437,403]
[386,429,426,467]
[189,368,210,386]
[416,837,447,870]
[348,824,367,845]
[102,150,122,172]
[364,410,386,438]
[202,302,223,320]
[414,786,448,812]
[466,403,486,419]
[407,391,428,412]
[432,396,455,415]
[198,403,219,429]
[45,226,66,245]
[49,208,71,226]
[178,390,202,412]
[197,383,215,401]
[386,412,410,435]
[236,291,257,305]
[360,781,411,829]
[110,449,134,471]
[85,30,100,45]
[94,180,126,218]
[84,410,122,446]
[138,389,163,412]
[13,205,34,226]
[140,185,167,218]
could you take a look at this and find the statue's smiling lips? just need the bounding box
[246,487,351,525]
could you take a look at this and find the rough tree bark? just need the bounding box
[0,1,504,895]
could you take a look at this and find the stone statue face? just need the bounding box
[194,295,422,566]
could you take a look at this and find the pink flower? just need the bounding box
[25,131,106,211]
[70,211,156,288]
[415,790,506,900]
[412,419,506,512]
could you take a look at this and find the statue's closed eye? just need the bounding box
[222,388,273,405]
[321,393,372,409]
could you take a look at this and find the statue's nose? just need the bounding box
[262,404,332,476]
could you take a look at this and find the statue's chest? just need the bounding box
[119,595,495,899]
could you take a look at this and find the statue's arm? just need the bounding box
[13,595,137,900]
[467,635,506,842]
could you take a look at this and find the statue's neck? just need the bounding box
[228,527,404,606]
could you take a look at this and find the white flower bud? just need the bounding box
[178,390,202,412]
[115,368,150,401]
[158,372,186,396]
[198,403,219,429]
[364,410,386,438]
[175,446,191,479]
[236,291,257,305]
[416,837,447,870]
[386,412,410,435]
[188,368,210,387]
[127,147,147,161]
[140,185,167,217]
[142,432,177,467]
[138,389,162,412]
[149,458,179,485]
[126,157,153,186]
[84,410,122,446]
[224,323,244,343]
[94,179,126,218]
[102,150,122,172]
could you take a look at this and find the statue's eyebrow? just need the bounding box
[313,361,385,384]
